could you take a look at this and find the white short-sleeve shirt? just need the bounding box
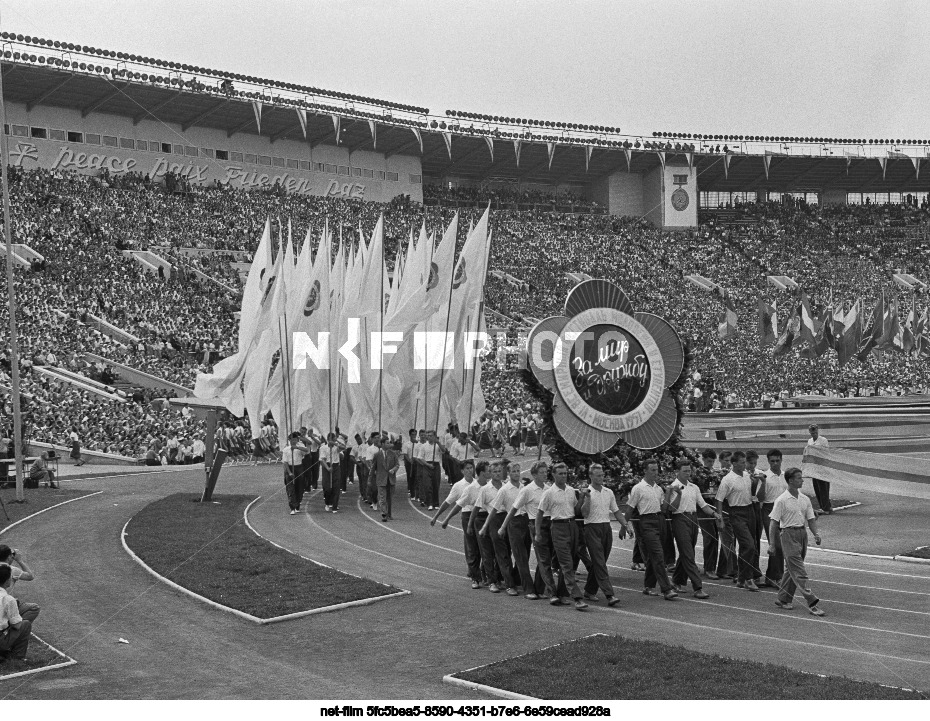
[769,490,816,529]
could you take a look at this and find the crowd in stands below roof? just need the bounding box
[3,165,930,463]
[423,183,602,212]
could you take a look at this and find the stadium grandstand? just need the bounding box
[1,30,930,466]
[5,6,930,705]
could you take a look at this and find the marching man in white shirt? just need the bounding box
[769,467,826,616]
[579,463,630,606]
[432,460,482,588]
[667,459,718,598]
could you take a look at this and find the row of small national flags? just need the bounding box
[716,288,929,366]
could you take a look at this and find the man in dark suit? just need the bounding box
[372,434,399,521]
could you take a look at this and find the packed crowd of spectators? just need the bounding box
[4,164,930,462]
[423,183,602,212]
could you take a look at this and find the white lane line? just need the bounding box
[602,600,930,669]
[399,502,930,628]
[304,506,463,579]
[415,497,930,602]
[313,491,930,669]
[609,538,930,581]
[0,490,104,535]
[355,498,464,555]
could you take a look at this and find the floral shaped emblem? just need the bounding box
[524,279,685,452]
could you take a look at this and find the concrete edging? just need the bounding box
[0,635,77,682]
[242,497,411,622]
[442,633,611,701]
[442,674,539,700]
[120,496,410,625]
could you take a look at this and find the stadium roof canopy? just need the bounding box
[4,49,930,192]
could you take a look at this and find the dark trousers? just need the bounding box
[0,619,31,660]
[488,512,515,589]
[305,451,319,490]
[534,518,557,597]
[340,454,352,491]
[698,515,718,572]
[508,514,536,595]
[474,511,499,585]
[404,459,416,498]
[448,456,463,484]
[284,464,303,510]
[751,503,764,579]
[671,513,703,591]
[366,475,379,507]
[761,502,784,583]
[716,505,737,577]
[661,516,676,566]
[728,504,759,582]
[550,520,582,599]
[582,522,614,598]
[461,511,482,582]
[322,466,340,509]
[419,463,441,507]
[812,478,832,513]
[357,463,369,498]
[637,514,672,593]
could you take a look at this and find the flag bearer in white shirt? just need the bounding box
[715,451,760,591]
[668,460,719,598]
[498,460,547,600]
[579,464,630,606]
[281,432,307,515]
[468,461,501,589]
[769,467,826,616]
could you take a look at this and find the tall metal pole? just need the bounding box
[0,47,26,502]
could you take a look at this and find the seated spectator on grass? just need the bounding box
[0,563,32,663]
[0,547,39,624]
[28,452,57,489]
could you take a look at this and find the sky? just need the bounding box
[3,0,930,140]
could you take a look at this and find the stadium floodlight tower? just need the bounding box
[0,15,26,502]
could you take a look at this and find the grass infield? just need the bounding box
[454,634,923,700]
[0,635,73,679]
[124,493,399,619]
[901,545,930,559]
[0,488,92,531]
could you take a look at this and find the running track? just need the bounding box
[2,465,929,699]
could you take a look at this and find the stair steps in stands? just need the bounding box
[123,250,174,278]
[33,366,127,403]
[83,352,193,396]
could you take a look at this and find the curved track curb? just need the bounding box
[0,491,104,536]
[242,496,411,620]
[121,497,410,625]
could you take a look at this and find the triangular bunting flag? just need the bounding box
[331,114,341,144]
[411,127,423,153]
[513,139,522,168]
[846,155,852,174]
[485,136,494,163]
[912,156,920,179]
[368,119,377,149]
[547,141,555,170]
[723,152,731,179]
[763,153,771,180]
[295,107,307,139]
[878,156,887,180]
[657,150,665,170]
[624,147,632,172]
[686,151,693,169]
[252,100,263,135]
[585,145,593,173]
[442,131,453,159]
